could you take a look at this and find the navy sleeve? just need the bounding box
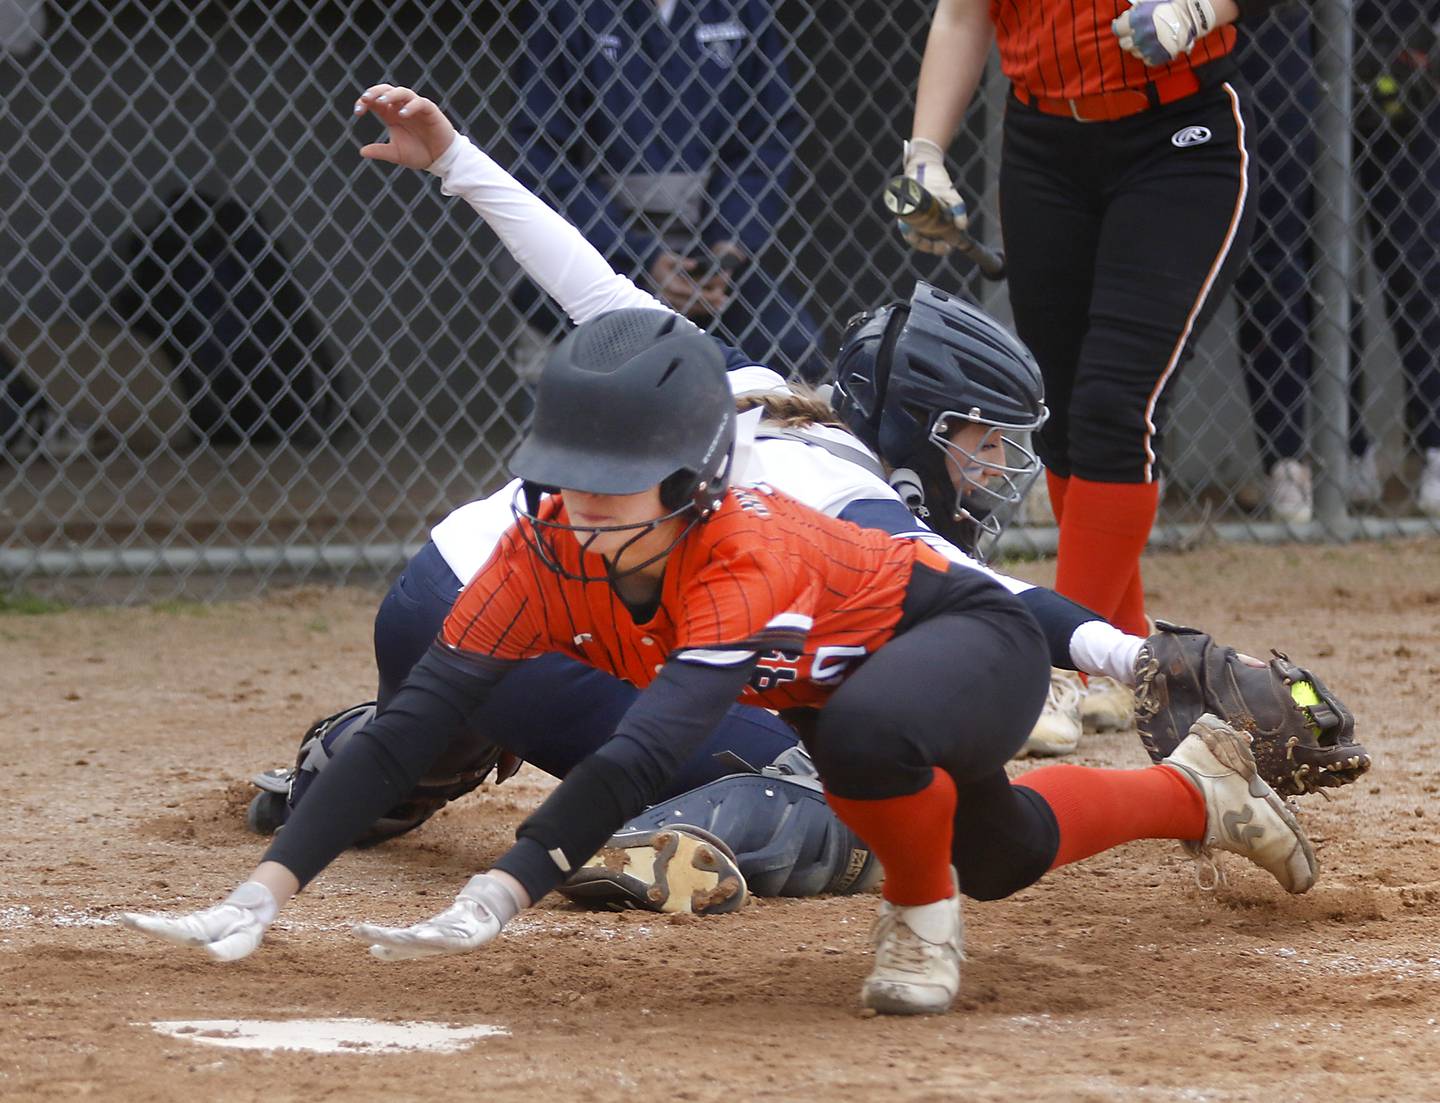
[1017,589,1103,671]
[706,2,801,257]
[838,497,933,538]
[492,655,757,903]
[510,2,659,274]
[263,643,511,888]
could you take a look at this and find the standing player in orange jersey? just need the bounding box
[897,0,1293,729]
[123,306,1317,1016]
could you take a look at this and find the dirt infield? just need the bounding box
[3,539,1438,1102]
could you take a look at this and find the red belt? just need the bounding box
[1012,69,1202,122]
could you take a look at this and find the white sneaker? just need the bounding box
[1017,670,1083,758]
[1419,447,1440,518]
[1162,713,1318,894]
[860,874,964,1015]
[1079,675,1135,734]
[1347,445,1383,506]
[1266,459,1313,524]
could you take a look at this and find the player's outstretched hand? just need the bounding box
[120,881,278,962]
[1112,0,1217,66]
[354,84,458,170]
[897,139,968,256]
[352,873,522,962]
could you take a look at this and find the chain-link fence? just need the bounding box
[2,0,1436,602]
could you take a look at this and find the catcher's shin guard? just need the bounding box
[572,748,883,901]
[245,701,513,846]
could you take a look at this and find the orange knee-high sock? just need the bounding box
[1053,477,1159,630]
[1016,763,1205,869]
[826,769,957,905]
[1110,565,1149,639]
[1045,470,1069,525]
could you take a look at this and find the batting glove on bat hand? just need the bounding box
[352,873,522,962]
[898,139,968,256]
[1112,0,1217,66]
[1134,622,1369,798]
[120,881,278,962]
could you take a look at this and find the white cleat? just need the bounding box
[1163,713,1319,894]
[860,875,964,1015]
[1018,669,1083,758]
[1419,447,1440,518]
[1080,674,1136,734]
[1348,445,1383,507]
[1267,458,1314,524]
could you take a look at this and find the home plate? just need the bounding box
[144,1018,508,1054]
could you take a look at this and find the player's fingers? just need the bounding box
[358,142,402,163]
[121,911,205,947]
[396,95,436,120]
[373,86,418,111]
[204,926,264,963]
[900,226,953,257]
[356,83,397,107]
[367,940,447,962]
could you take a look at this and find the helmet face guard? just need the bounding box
[834,283,1048,560]
[510,483,711,584]
[928,409,1044,558]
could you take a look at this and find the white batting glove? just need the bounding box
[898,139,968,256]
[1112,0,1217,66]
[121,881,278,962]
[352,873,522,962]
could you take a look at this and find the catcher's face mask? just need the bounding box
[931,410,1042,550]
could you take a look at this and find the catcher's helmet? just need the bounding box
[832,282,1046,558]
[509,309,737,580]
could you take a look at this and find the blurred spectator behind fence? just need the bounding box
[1,0,103,464]
[1236,3,1440,522]
[505,0,825,384]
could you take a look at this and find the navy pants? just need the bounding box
[373,541,799,800]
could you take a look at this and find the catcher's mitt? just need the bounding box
[1134,622,1369,797]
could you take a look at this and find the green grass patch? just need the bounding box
[147,599,211,616]
[0,590,69,615]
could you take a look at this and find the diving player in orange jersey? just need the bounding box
[124,307,1317,1016]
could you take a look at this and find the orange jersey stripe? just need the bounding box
[442,484,944,710]
[991,0,1235,99]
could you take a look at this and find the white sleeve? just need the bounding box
[426,135,678,326]
[1068,621,1144,685]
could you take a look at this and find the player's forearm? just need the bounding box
[263,643,506,888]
[494,657,754,903]
[911,0,995,148]
[427,135,667,325]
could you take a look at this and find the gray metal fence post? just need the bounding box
[1310,0,1355,537]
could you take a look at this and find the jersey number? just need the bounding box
[810,645,868,686]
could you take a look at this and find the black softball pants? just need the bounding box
[1001,84,1256,484]
[804,563,1058,901]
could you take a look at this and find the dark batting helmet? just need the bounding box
[831,282,1047,559]
[509,309,737,580]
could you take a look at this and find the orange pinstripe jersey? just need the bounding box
[442,483,951,709]
[991,0,1235,100]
